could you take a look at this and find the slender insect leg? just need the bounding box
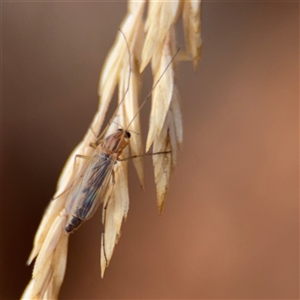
[89,139,105,149]
[118,151,172,162]
[102,169,115,267]
[89,125,98,139]
[66,154,91,194]
[89,142,98,149]
[89,126,105,148]
[52,185,73,200]
[111,168,115,185]
[52,154,91,200]
[57,154,91,199]
[89,127,104,148]
[72,154,90,176]
[102,201,109,266]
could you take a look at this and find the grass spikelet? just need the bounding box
[22,0,202,298]
[182,0,202,70]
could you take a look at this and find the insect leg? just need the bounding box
[118,151,171,161]
[57,154,90,199]
[101,169,115,268]
[52,154,91,200]
[90,126,98,138]
[89,142,98,149]
[72,154,90,177]
[88,126,105,148]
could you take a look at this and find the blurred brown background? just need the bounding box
[2,2,299,299]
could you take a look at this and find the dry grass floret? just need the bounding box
[22,1,202,299]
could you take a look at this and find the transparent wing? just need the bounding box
[65,152,115,221]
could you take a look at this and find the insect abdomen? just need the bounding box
[65,216,83,233]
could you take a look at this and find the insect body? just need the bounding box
[65,129,131,233]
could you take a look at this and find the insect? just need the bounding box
[61,31,180,274]
[65,128,131,233]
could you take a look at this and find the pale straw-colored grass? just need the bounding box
[22,1,202,299]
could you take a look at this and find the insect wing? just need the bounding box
[65,151,114,222]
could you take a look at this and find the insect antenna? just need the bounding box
[127,129,140,135]
[125,46,181,132]
[95,28,132,144]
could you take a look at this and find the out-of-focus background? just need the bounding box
[2,2,298,299]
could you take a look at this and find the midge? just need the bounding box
[65,127,169,234]
[65,128,131,233]
[64,34,180,235]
